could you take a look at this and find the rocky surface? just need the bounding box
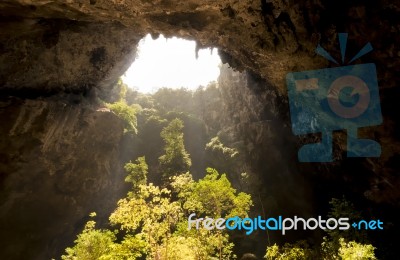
[216,64,400,258]
[0,17,140,94]
[217,65,315,254]
[0,0,399,94]
[0,0,399,259]
[0,96,128,259]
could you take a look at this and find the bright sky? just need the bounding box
[122,34,221,93]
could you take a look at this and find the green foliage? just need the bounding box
[132,93,155,109]
[338,238,376,260]
[104,234,147,260]
[61,215,117,260]
[328,197,362,221]
[322,197,369,260]
[159,118,192,180]
[170,168,252,259]
[124,156,148,190]
[63,157,252,259]
[170,172,243,259]
[109,164,250,259]
[184,167,252,218]
[62,84,254,259]
[122,83,223,180]
[206,137,239,158]
[322,235,377,260]
[110,182,182,259]
[159,235,204,259]
[264,198,378,260]
[264,241,314,260]
[170,172,194,201]
[152,87,193,113]
[265,244,280,259]
[117,79,128,101]
[101,78,132,104]
[321,235,340,260]
[106,101,138,134]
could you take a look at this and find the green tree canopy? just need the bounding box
[62,159,252,260]
[106,100,138,134]
[159,118,191,180]
[183,168,252,218]
[124,156,148,191]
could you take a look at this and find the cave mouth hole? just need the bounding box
[122,34,221,93]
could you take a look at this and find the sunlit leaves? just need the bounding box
[63,154,252,259]
[265,198,378,260]
[104,234,147,260]
[61,218,117,260]
[109,178,183,259]
[124,156,148,190]
[322,197,369,259]
[184,167,252,218]
[206,136,239,158]
[170,172,195,202]
[338,238,376,260]
[159,118,192,180]
[106,101,138,134]
[264,240,317,260]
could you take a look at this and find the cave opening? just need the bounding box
[122,34,221,93]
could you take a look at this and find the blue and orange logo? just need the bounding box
[286,33,382,162]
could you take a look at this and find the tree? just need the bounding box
[264,241,314,260]
[159,118,191,180]
[124,156,148,191]
[62,105,254,260]
[107,100,138,134]
[321,197,369,259]
[61,212,146,260]
[206,137,239,159]
[152,87,194,114]
[172,168,252,260]
[205,136,242,186]
[109,182,182,259]
[61,213,118,260]
[338,238,376,260]
[109,165,251,259]
[264,197,377,260]
[63,163,253,260]
[184,167,252,218]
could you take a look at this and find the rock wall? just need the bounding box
[0,96,128,259]
[0,17,140,94]
[216,64,315,254]
[216,61,400,260]
[1,0,399,94]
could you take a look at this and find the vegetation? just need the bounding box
[320,197,370,259]
[62,109,253,259]
[124,156,148,190]
[264,241,314,260]
[106,100,138,134]
[98,79,139,134]
[63,166,252,259]
[159,118,192,181]
[338,238,376,260]
[264,239,376,260]
[264,197,377,260]
[206,137,239,159]
[71,81,380,259]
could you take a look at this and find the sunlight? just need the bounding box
[122,34,221,93]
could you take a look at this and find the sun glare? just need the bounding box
[122,34,221,93]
